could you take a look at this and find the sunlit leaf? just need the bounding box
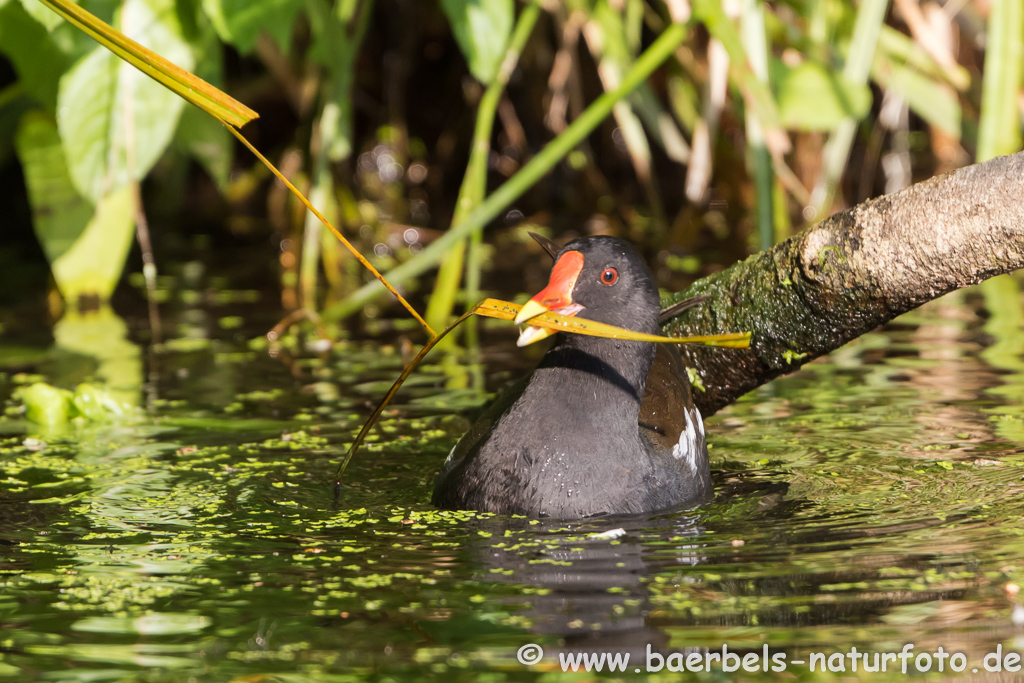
[56,0,193,202]
[54,187,135,302]
[15,112,136,302]
[876,25,969,91]
[772,60,872,131]
[72,383,131,422]
[439,0,514,84]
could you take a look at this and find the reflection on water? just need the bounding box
[3,287,1024,680]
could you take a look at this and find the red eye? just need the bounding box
[600,268,618,285]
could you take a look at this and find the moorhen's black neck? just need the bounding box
[523,330,659,440]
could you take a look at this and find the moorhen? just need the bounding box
[432,235,711,518]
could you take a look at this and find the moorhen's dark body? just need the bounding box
[432,236,711,518]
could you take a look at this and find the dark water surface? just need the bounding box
[3,283,1024,682]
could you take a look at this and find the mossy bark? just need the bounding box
[662,152,1024,416]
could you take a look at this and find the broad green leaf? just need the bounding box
[439,0,514,84]
[772,60,872,131]
[0,2,72,108]
[72,383,130,421]
[18,381,132,428]
[57,0,192,202]
[873,61,961,139]
[15,111,136,302]
[51,186,135,302]
[200,0,304,53]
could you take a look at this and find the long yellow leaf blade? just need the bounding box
[36,0,258,129]
[473,298,751,348]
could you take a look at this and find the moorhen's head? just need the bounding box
[515,235,660,347]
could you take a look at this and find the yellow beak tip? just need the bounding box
[513,300,549,325]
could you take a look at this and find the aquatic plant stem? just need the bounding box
[325,21,690,321]
[426,0,542,340]
[334,308,476,485]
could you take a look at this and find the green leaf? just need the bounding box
[19,383,74,428]
[439,0,514,84]
[15,112,95,264]
[772,60,872,131]
[56,0,193,202]
[200,0,304,53]
[0,2,72,109]
[874,61,961,139]
[51,186,135,301]
[15,112,136,301]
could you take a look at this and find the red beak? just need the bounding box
[515,250,586,346]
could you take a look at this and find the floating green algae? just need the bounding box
[3,297,1024,680]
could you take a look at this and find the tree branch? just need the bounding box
[663,152,1024,416]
